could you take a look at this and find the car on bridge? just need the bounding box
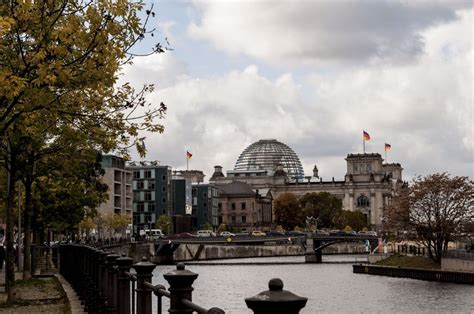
[251,231,266,237]
[219,231,235,238]
[196,230,216,237]
[167,233,196,239]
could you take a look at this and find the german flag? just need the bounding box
[186,151,192,159]
[363,130,371,141]
[384,143,391,152]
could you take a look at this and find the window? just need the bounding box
[231,203,236,210]
[203,202,207,208]
[162,197,166,204]
[203,192,207,198]
[148,203,155,212]
[241,216,246,223]
[162,175,166,181]
[133,171,140,179]
[137,181,144,189]
[218,203,222,211]
[231,216,236,224]
[133,192,140,201]
[137,203,144,213]
[367,163,372,172]
[241,202,246,210]
[162,186,166,192]
[148,180,155,189]
[145,192,152,201]
[353,164,358,172]
[357,195,370,207]
[144,170,152,178]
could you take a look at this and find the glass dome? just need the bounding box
[234,139,304,179]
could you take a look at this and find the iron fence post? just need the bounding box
[163,263,198,314]
[106,253,120,313]
[133,257,156,314]
[116,254,134,314]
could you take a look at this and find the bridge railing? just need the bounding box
[58,244,307,314]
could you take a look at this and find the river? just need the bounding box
[151,255,474,313]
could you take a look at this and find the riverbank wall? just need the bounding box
[353,264,474,285]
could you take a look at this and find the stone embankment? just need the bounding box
[353,264,474,285]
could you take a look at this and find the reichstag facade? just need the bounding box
[210,139,403,230]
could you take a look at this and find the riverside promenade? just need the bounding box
[0,267,85,313]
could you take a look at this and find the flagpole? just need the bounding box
[385,149,387,164]
[363,139,366,154]
[186,156,189,171]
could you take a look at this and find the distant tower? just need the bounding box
[210,165,225,181]
[313,165,319,178]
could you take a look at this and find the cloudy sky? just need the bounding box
[121,0,473,181]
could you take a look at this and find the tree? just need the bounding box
[387,173,474,263]
[1,0,166,302]
[157,214,172,234]
[299,192,342,229]
[274,192,302,231]
[334,210,368,231]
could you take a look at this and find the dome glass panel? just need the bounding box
[234,139,304,179]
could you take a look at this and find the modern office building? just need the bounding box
[210,139,403,230]
[98,155,133,217]
[126,161,172,236]
[192,184,219,229]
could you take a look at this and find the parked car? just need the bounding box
[251,231,266,237]
[367,231,377,237]
[219,231,235,238]
[196,230,216,237]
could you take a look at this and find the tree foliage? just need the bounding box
[387,173,474,263]
[274,192,302,230]
[299,192,342,229]
[157,214,172,234]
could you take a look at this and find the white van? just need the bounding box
[196,230,216,237]
[145,229,165,240]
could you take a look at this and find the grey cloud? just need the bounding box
[189,1,470,65]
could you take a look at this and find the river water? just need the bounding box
[151,255,474,313]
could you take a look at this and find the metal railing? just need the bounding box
[58,244,307,313]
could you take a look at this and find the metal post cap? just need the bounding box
[163,263,199,287]
[245,278,307,314]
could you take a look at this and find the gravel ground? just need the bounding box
[0,276,70,313]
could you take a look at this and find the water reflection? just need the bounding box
[152,256,474,313]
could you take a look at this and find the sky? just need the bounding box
[119,0,473,182]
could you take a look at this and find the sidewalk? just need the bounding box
[0,266,84,313]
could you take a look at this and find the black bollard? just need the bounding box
[163,263,198,314]
[245,278,307,314]
[116,254,134,314]
[133,257,156,314]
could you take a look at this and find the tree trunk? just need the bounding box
[5,165,16,304]
[22,175,32,280]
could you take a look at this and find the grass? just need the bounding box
[374,254,441,270]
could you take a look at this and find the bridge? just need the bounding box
[306,234,379,263]
[152,234,379,264]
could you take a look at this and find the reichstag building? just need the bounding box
[210,139,404,229]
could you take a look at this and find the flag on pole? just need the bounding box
[363,130,371,141]
[186,151,192,159]
[384,143,391,152]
